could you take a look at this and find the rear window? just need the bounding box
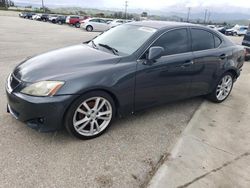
[214,35,222,48]
[191,28,222,51]
[191,29,214,51]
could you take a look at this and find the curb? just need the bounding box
[146,101,206,188]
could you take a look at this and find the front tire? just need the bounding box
[207,72,234,103]
[75,22,80,28]
[65,91,115,139]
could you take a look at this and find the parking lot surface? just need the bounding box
[0,15,214,188]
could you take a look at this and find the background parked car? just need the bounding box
[242,30,250,60]
[81,18,109,32]
[237,26,248,36]
[225,25,248,36]
[54,15,66,25]
[66,15,84,28]
[108,19,127,28]
[40,14,49,22]
[48,14,58,23]
[19,12,35,19]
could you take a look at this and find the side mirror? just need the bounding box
[148,46,164,61]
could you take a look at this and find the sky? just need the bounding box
[13,0,250,10]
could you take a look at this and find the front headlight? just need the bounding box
[21,81,64,97]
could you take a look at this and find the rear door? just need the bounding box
[89,19,101,31]
[99,19,109,31]
[188,28,231,96]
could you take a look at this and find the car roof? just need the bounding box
[128,21,200,30]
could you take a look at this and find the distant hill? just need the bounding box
[13,2,250,24]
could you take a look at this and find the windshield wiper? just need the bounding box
[98,43,119,55]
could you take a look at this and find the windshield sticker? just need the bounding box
[138,27,156,33]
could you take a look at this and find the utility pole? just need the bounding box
[187,7,191,22]
[204,9,208,24]
[5,0,8,8]
[207,11,211,23]
[42,0,45,12]
[124,1,128,20]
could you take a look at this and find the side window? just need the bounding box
[191,29,215,51]
[90,19,99,23]
[99,19,106,23]
[214,35,222,48]
[152,28,190,56]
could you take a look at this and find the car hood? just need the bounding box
[14,44,121,82]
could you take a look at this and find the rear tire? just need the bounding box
[207,72,234,103]
[65,91,115,140]
[86,25,93,32]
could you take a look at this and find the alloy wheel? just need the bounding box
[73,97,112,136]
[216,75,233,101]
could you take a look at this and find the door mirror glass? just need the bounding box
[148,46,164,61]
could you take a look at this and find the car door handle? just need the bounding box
[179,60,194,68]
[219,54,227,60]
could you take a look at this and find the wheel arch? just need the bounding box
[223,68,239,81]
[208,68,238,94]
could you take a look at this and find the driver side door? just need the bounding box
[134,28,194,111]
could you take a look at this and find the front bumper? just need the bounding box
[6,89,77,132]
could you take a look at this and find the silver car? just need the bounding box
[81,18,109,32]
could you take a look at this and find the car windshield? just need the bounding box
[91,24,157,56]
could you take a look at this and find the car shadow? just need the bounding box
[51,96,203,142]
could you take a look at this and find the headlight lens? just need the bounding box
[21,81,64,96]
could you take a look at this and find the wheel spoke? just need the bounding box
[217,90,223,99]
[74,117,89,127]
[77,120,90,131]
[93,98,101,110]
[94,121,100,132]
[98,110,112,117]
[226,79,232,87]
[222,77,227,84]
[83,102,91,111]
[97,100,106,111]
[77,108,88,115]
[97,116,111,121]
[90,121,94,135]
